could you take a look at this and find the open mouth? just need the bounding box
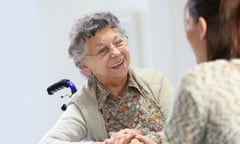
[109,58,124,69]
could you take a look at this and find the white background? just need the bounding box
[0,0,195,143]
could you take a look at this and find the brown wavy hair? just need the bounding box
[187,0,240,60]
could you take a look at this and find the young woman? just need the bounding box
[126,0,240,143]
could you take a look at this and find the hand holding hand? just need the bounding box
[105,128,143,144]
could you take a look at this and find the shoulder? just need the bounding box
[129,67,172,93]
[180,59,240,101]
[182,60,234,86]
[130,67,166,84]
[175,61,230,115]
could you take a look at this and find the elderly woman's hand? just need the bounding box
[104,128,143,144]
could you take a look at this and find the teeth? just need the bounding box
[111,59,123,68]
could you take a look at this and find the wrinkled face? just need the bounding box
[81,27,130,83]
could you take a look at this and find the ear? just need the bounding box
[78,61,92,75]
[198,17,207,39]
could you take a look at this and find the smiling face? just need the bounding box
[80,27,130,84]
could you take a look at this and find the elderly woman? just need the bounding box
[39,12,173,144]
[131,0,240,144]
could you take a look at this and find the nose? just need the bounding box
[109,44,121,57]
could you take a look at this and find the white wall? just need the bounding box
[1,0,194,143]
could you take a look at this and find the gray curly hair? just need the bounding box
[68,11,127,68]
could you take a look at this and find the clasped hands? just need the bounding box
[94,128,156,144]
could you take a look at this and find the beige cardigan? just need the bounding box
[39,67,173,144]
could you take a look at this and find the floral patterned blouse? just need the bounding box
[96,72,165,143]
[160,59,240,144]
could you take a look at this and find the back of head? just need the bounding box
[68,12,126,67]
[188,0,240,60]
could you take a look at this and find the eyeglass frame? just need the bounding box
[84,35,128,59]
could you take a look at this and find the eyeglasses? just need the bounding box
[85,36,127,58]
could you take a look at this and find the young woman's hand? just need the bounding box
[133,135,157,144]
